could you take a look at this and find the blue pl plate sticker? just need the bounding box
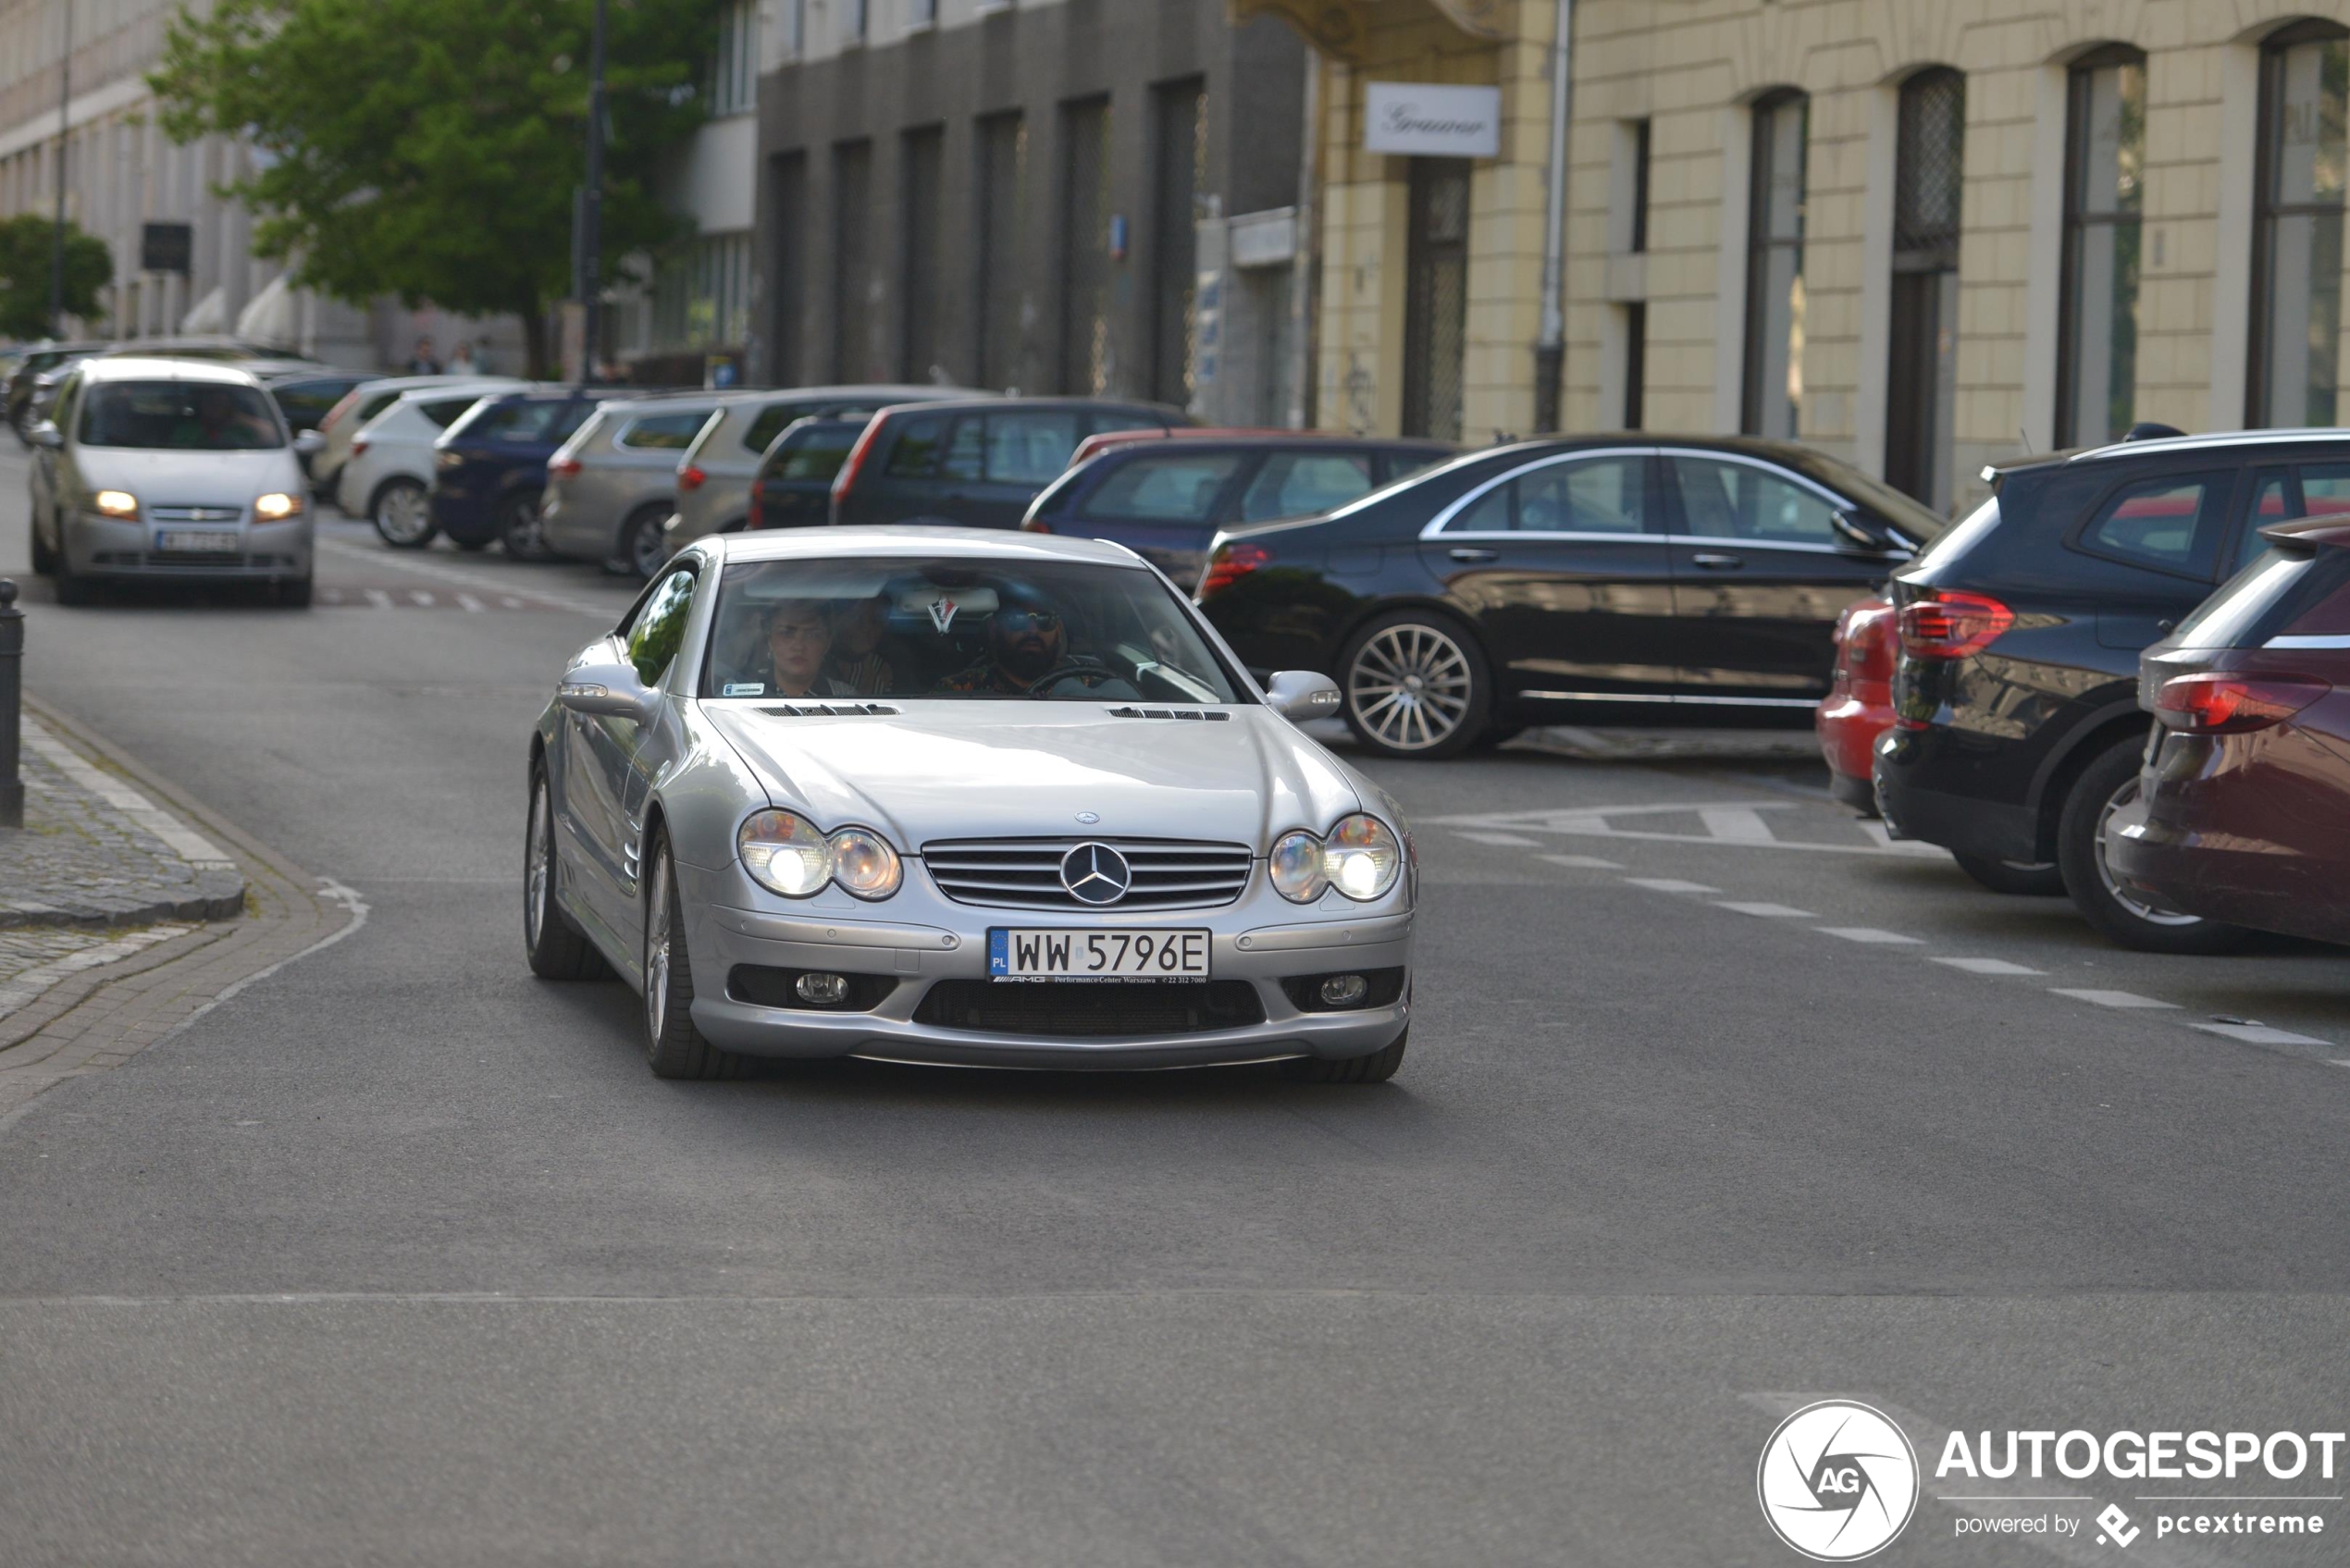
[988,929,1008,977]
[722,682,764,697]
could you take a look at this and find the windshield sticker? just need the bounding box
[722,682,765,697]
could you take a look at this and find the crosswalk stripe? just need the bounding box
[364,588,393,610]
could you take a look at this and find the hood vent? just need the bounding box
[1106,707,1231,722]
[759,702,901,717]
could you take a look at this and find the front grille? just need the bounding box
[921,837,1254,911]
[914,979,1265,1036]
[148,505,245,524]
[91,550,254,569]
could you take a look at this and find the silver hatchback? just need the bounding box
[26,356,313,606]
[539,392,735,578]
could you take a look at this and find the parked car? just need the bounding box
[24,355,312,606]
[262,367,382,438]
[91,337,320,364]
[745,416,868,531]
[668,385,964,549]
[539,392,726,577]
[830,396,1188,531]
[1020,433,1454,584]
[1195,435,1943,759]
[337,381,518,546]
[8,341,110,433]
[2106,515,2350,947]
[1873,428,2350,951]
[312,374,524,500]
[429,386,628,555]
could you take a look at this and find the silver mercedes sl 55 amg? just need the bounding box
[526,527,1416,1081]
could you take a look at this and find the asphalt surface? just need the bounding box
[3,447,2348,1566]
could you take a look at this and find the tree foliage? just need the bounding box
[0,216,114,341]
[149,0,719,372]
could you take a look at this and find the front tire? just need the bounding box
[1281,1030,1408,1084]
[1951,852,2065,896]
[642,832,738,1080]
[275,575,314,609]
[372,478,436,549]
[1338,611,1491,759]
[53,542,90,606]
[524,765,611,980]
[29,510,56,575]
[2058,740,2249,954]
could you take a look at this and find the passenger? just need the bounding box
[761,601,856,698]
[825,596,899,697]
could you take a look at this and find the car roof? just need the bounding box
[261,367,382,386]
[874,394,1182,418]
[2069,426,2350,463]
[736,384,971,405]
[78,355,266,387]
[709,525,1147,569]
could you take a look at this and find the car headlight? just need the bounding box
[1323,813,1403,901]
[738,810,831,897]
[254,491,303,521]
[1268,828,1328,903]
[93,489,138,519]
[826,827,902,900]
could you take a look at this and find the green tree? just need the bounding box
[0,216,114,341]
[149,0,719,375]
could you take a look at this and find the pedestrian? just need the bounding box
[405,336,442,375]
[447,340,476,375]
[471,337,496,375]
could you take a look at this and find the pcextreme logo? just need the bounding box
[1758,1401,1922,1561]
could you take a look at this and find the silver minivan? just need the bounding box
[27,356,313,606]
[539,392,736,577]
[664,384,974,550]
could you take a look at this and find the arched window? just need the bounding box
[2057,45,2146,448]
[2250,19,2350,427]
[1742,90,1809,438]
[1886,67,1965,510]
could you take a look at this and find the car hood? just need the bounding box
[78,447,300,505]
[699,702,1369,850]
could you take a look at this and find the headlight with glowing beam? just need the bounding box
[1321,814,1403,901]
[737,810,901,900]
[254,491,303,521]
[93,490,138,519]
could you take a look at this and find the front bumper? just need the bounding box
[681,891,1413,1069]
[64,512,313,580]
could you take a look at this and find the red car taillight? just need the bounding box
[677,464,707,492]
[831,416,884,510]
[2153,673,2331,734]
[549,456,582,481]
[1020,517,1053,534]
[1898,589,2014,660]
[1839,601,1899,685]
[1198,542,1270,599]
[350,437,370,457]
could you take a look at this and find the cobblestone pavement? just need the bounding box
[0,717,248,928]
[0,924,196,1017]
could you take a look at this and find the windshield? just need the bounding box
[1771,446,1948,543]
[701,556,1246,703]
[78,381,285,450]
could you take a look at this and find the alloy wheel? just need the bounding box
[377,483,432,546]
[644,850,673,1038]
[526,781,551,948]
[2094,776,2201,928]
[628,513,669,579]
[1348,623,1474,752]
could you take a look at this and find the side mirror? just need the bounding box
[293,429,326,456]
[1265,670,1342,722]
[1831,509,1890,552]
[25,420,62,450]
[556,659,658,724]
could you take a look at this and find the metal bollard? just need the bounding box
[0,578,19,829]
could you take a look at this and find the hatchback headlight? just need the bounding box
[738,810,831,897]
[1323,813,1403,901]
[93,489,138,519]
[1268,829,1328,903]
[254,491,303,521]
[826,827,902,900]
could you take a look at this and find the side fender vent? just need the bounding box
[758,703,902,717]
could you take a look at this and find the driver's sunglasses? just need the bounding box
[997,610,1061,633]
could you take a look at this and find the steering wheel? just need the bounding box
[1025,661,1122,698]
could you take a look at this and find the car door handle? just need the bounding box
[1449,547,1498,562]
[1691,552,1744,570]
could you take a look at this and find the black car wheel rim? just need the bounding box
[2095,777,2200,927]
[1350,623,1473,751]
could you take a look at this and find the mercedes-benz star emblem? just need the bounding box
[1059,842,1132,906]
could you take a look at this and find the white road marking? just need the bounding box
[363,587,393,610]
[1698,806,1777,843]
[1713,901,1814,918]
[2194,1021,2330,1046]
[1932,957,2046,976]
[315,536,616,618]
[2050,988,2179,1009]
[1452,830,1542,846]
[1815,926,1925,945]
[500,595,526,609]
[1539,854,1623,870]
[20,721,235,869]
[456,593,486,612]
[407,589,434,607]
[1622,878,1719,895]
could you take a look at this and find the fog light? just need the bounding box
[796,971,849,1005]
[1318,973,1369,1008]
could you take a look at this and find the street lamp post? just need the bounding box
[578,0,607,386]
[48,0,70,338]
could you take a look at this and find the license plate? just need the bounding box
[988,928,1211,982]
[155,530,240,553]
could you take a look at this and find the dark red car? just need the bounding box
[2109,517,2350,945]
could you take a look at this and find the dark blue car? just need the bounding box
[430,388,628,555]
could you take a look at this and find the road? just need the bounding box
[3,446,2348,1566]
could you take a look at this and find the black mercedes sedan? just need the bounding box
[1194,436,1946,758]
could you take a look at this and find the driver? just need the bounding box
[169,385,274,450]
[934,585,1085,695]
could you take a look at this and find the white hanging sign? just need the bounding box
[1363,83,1502,158]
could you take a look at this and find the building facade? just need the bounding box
[1268,0,2350,517]
[752,0,1314,422]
